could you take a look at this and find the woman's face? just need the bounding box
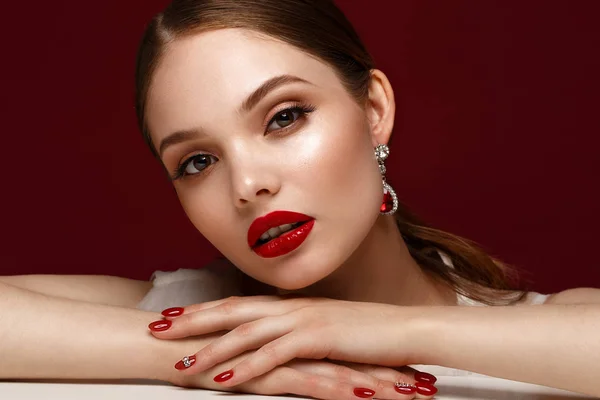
[146,28,386,290]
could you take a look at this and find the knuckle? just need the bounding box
[296,372,341,399]
[200,343,216,361]
[301,373,321,389]
[356,364,377,375]
[374,378,388,392]
[395,372,414,385]
[331,363,353,380]
[260,343,280,361]
[299,341,331,360]
[175,315,196,336]
[218,301,237,315]
[236,322,255,337]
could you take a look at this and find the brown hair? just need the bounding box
[135,0,529,305]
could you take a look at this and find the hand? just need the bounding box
[150,296,436,396]
[170,349,437,399]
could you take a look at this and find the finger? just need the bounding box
[150,297,314,339]
[368,367,438,399]
[339,364,437,399]
[165,295,284,316]
[164,293,316,317]
[286,360,416,399]
[240,365,378,400]
[151,299,284,338]
[177,316,293,374]
[210,332,332,387]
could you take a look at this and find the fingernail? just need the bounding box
[416,382,438,396]
[353,387,376,398]
[415,371,437,384]
[394,382,417,395]
[148,319,172,332]
[174,355,196,370]
[161,307,185,317]
[214,369,234,383]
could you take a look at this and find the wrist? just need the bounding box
[140,316,223,386]
[403,306,447,366]
[128,311,179,383]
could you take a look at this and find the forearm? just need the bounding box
[411,304,600,396]
[0,281,201,382]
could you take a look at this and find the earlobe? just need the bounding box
[365,69,396,147]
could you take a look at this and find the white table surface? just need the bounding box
[1,376,597,400]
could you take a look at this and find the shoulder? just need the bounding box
[512,288,600,306]
[544,287,600,305]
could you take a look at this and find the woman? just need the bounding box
[1,0,599,399]
[136,0,600,397]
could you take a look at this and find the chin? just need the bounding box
[264,260,339,291]
[272,277,316,291]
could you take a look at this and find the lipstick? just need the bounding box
[248,211,315,258]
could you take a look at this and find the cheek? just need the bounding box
[293,110,383,217]
[176,186,231,242]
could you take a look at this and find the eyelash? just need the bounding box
[170,102,317,181]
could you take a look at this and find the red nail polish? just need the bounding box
[162,307,185,317]
[394,384,416,395]
[415,371,437,384]
[214,370,234,383]
[353,387,375,398]
[416,382,438,396]
[174,355,196,370]
[148,319,172,332]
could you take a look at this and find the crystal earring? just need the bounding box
[375,144,398,215]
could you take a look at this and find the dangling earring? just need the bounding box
[375,144,398,215]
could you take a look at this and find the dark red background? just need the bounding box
[1,1,598,293]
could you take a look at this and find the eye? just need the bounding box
[170,102,316,182]
[171,154,218,181]
[265,103,316,133]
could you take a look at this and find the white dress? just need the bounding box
[136,254,550,377]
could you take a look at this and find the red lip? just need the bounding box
[247,210,314,248]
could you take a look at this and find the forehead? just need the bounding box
[146,28,342,140]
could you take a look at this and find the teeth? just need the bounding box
[258,223,300,243]
[267,226,283,237]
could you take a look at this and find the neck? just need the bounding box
[285,214,458,307]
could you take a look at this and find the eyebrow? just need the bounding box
[158,74,312,158]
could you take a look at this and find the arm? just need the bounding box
[0,282,427,397]
[0,280,210,383]
[0,274,152,308]
[411,302,600,397]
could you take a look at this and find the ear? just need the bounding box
[364,69,396,147]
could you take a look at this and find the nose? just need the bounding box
[234,179,278,208]
[229,151,281,209]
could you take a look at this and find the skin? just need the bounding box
[146,28,457,308]
[144,28,600,397]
